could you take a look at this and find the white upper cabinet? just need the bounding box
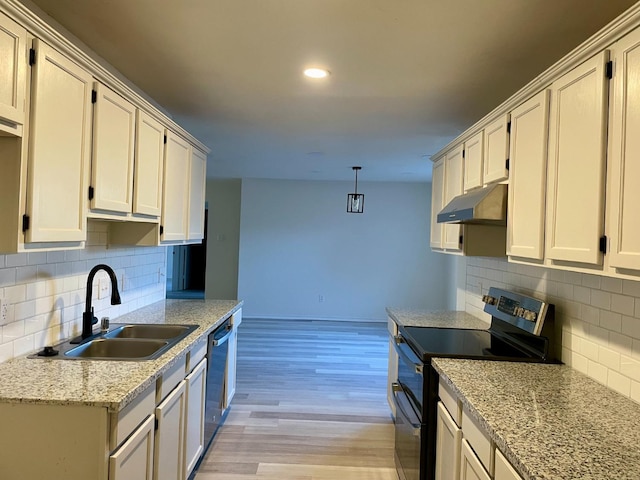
[507,90,550,260]
[483,114,510,184]
[91,82,136,214]
[134,110,165,217]
[608,29,640,272]
[430,156,445,249]
[26,39,92,243]
[0,11,27,134]
[443,144,464,251]
[463,131,484,191]
[162,131,190,242]
[187,147,207,241]
[545,51,609,266]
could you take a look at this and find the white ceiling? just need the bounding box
[24,0,638,182]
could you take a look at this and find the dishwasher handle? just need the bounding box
[211,322,233,346]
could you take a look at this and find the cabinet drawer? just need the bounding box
[439,378,462,427]
[462,407,494,476]
[187,339,207,372]
[157,355,187,401]
[114,383,155,449]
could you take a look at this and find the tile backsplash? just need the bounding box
[0,221,166,362]
[464,257,640,404]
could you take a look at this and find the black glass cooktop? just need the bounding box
[401,326,536,362]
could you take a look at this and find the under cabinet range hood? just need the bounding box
[437,184,507,225]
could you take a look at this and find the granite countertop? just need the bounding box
[386,307,489,329]
[0,299,242,413]
[432,358,640,480]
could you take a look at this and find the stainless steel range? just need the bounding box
[390,288,557,480]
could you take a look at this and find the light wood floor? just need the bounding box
[194,318,397,480]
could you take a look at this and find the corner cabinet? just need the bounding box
[545,50,609,267]
[506,90,550,261]
[0,11,27,135]
[26,38,93,244]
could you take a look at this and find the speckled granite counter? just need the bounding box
[432,358,640,480]
[386,308,489,329]
[0,299,242,412]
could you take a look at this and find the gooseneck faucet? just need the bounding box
[72,264,121,343]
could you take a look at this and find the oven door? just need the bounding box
[392,383,422,480]
[393,332,424,415]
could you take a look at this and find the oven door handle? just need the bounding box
[392,383,421,436]
[393,335,423,375]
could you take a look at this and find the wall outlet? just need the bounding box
[98,278,109,300]
[0,298,7,325]
[318,295,324,303]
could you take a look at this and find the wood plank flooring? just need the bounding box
[194,319,397,480]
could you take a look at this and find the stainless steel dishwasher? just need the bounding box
[203,317,233,448]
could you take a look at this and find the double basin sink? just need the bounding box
[62,324,198,361]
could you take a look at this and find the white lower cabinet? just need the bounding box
[154,381,187,480]
[435,402,462,480]
[387,317,399,418]
[461,439,491,480]
[225,309,242,409]
[110,414,155,480]
[185,358,207,477]
[494,449,523,480]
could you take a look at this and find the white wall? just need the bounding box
[462,257,640,404]
[0,221,166,362]
[238,178,453,321]
[205,179,241,300]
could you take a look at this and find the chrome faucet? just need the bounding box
[71,264,121,343]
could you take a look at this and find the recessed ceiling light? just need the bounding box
[304,68,330,79]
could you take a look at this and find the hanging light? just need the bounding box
[347,166,364,213]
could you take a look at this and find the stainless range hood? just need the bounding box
[437,184,507,225]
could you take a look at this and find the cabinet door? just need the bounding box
[507,90,550,260]
[91,82,136,213]
[154,381,187,480]
[463,131,484,191]
[483,114,510,184]
[0,12,27,130]
[187,147,207,241]
[546,51,609,265]
[608,31,640,271]
[225,308,242,409]
[184,358,207,477]
[460,439,491,480]
[27,39,92,243]
[435,402,461,480]
[430,157,445,249]
[134,110,164,217]
[494,449,523,480]
[387,318,399,418]
[443,145,463,251]
[109,414,155,480]
[162,131,191,241]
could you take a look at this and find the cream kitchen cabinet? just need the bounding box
[90,82,136,215]
[225,308,243,409]
[134,110,165,217]
[483,115,510,185]
[25,38,93,244]
[110,414,155,480]
[153,380,187,480]
[494,449,523,480]
[435,402,462,480]
[184,358,207,478]
[463,131,484,192]
[607,28,640,272]
[0,11,27,136]
[430,156,446,249]
[162,131,191,242]
[545,50,609,267]
[461,440,491,480]
[387,317,399,419]
[187,147,207,241]
[443,144,464,251]
[506,90,550,261]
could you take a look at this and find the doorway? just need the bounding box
[166,209,208,299]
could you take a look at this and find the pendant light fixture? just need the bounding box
[347,166,364,213]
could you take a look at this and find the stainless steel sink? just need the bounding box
[104,324,197,340]
[52,324,198,361]
[64,338,169,360]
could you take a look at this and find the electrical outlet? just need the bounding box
[318,295,324,303]
[0,298,7,325]
[98,278,109,300]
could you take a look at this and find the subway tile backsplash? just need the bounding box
[0,221,166,362]
[465,257,640,404]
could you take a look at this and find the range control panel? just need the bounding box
[482,288,550,335]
